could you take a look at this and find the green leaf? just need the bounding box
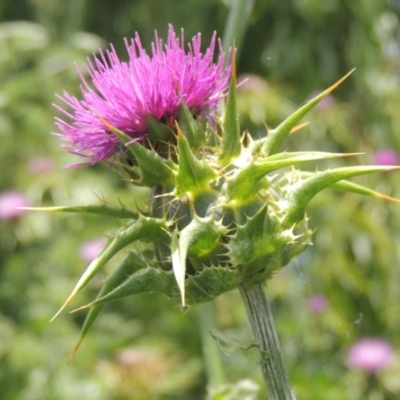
[69,251,147,361]
[175,129,218,199]
[178,101,205,150]
[81,264,241,307]
[262,70,354,156]
[170,217,226,307]
[184,216,226,261]
[51,216,169,321]
[171,228,187,307]
[22,204,139,219]
[78,267,179,308]
[185,265,241,303]
[229,205,295,271]
[285,166,400,225]
[296,171,400,202]
[227,151,355,206]
[210,329,256,356]
[99,118,176,187]
[125,141,176,187]
[219,53,241,165]
[146,115,173,142]
[108,160,141,182]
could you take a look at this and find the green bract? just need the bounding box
[34,67,400,359]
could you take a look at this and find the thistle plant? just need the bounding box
[32,25,399,399]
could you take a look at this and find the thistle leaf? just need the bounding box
[219,51,241,164]
[171,229,187,307]
[77,267,178,309]
[227,151,356,206]
[146,115,174,142]
[285,166,400,225]
[125,141,176,187]
[51,217,169,321]
[210,329,256,356]
[262,70,354,156]
[296,171,400,202]
[100,118,176,187]
[185,265,241,303]
[107,160,141,181]
[229,205,294,271]
[184,217,226,262]
[175,128,217,199]
[20,204,139,219]
[178,101,205,150]
[69,251,147,362]
[80,264,241,308]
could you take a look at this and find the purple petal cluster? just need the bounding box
[79,237,107,263]
[0,190,30,220]
[346,338,393,374]
[306,294,329,313]
[373,149,399,166]
[55,25,231,166]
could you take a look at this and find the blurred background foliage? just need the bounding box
[1,0,400,399]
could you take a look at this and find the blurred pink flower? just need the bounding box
[308,91,335,110]
[0,190,30,220]
[79,237,107,263]
[373,149,399,166]
[55,24,231,166]
[306,294,329,313]
[346,338,393,373]
[238,74,268,92]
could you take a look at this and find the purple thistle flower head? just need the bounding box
[54,25,231,167]
[346,338,393,374]
[0,190,30,220]
[79,237,107,263]
[306,294,329,314]
[373,149,399,166]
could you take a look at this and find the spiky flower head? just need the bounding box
[40,26,399,359]
[54,24,230,167]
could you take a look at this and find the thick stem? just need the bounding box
[239,283,296,400]
[198,301,225,388]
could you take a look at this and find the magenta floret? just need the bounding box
[346,338,393,373]
[54,25,231,167]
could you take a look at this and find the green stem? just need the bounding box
[198,301,225,388]
[239,283,296,400]
[223,0,254,57]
